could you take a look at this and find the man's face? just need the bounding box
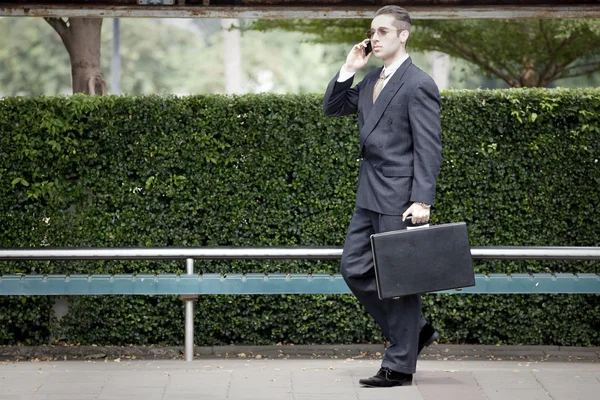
[369,14,406,60]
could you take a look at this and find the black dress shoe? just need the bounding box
[359,367,413,387]
[418,322,439,354]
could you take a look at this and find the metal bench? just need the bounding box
[1,246,599,361]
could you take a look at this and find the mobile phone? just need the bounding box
[364,41,372,56]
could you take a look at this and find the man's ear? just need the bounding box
[400,30,410,44]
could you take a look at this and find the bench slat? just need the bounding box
[0,273,598,295]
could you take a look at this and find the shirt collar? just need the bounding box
[382,54,409,78]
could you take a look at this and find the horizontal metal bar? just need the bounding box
[2,5,600,19]
[0,273,598,295]
[471,247,600,260]
[0,247,599,261]
[0,247,342,260]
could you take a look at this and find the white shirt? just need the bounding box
[337,54,410,91]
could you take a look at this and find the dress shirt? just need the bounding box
[337,54,410,91]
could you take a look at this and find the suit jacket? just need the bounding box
[323,57,442,215]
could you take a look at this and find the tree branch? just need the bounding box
[549,50,593,80]
[570,60,600,69]
[544,58,600,84]
[554,31,582,56]
[537,29,585,85]
[429,26,522,84]
[539,20,553,54]
[537,20,555,83]
[44,17,69,42]
[560,65,600,79]
[544,64,600,85]
[443,37,521,87]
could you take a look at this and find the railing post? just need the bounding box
[182,258,196,362]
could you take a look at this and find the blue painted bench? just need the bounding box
[1,246,598,361]
[1,246,599,295]
[0,272,599,295]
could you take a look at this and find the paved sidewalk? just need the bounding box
[1,357,599,400]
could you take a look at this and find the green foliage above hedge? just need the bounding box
[0,90,598,346]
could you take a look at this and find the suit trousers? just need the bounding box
[341,206,426,374]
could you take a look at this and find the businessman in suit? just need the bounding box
[323,6,442,387]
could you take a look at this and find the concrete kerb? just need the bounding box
[1,344,598,363]
[210,344,385,359]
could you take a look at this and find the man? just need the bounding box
[323,6,442,387]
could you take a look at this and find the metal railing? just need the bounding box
[1,246,599,362]
[1,246,600,260]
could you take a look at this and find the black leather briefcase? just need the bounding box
[370,222,475,299]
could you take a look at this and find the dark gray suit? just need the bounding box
[323,57,442,374]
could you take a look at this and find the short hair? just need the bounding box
[375,5,412,30]
[375,6,412,46]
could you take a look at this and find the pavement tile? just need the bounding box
[165,389,228,398]
[415,371,486,400]
[1,388,39,397]
[471,370,552,400]
[472,369,544,390]
[97,390,165,400]
[532,370,600,400]
[34,382,103,395]
[294,396,349,400]
[1,357,600,400]
[31,395,98,400]
[37,371,107,382]
[1,385,47,395]
[483,389,553,400]
[356,386,424,400]
[165,396,225,400]
[97,395,163,400]
[290,369,354,392]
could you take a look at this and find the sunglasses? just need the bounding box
[366,28,403,39]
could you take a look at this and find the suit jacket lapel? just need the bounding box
[360,57,412,153]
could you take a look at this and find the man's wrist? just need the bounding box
[342,63,357,74]
[337,65,356,83]
[416,202,431,209]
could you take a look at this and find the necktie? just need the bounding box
[373,69,388,103]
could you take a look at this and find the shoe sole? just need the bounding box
[359,381,413,387]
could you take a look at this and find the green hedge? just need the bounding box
[0,90,598,346]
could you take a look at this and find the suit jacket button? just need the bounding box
[388,119,393,125]
[377,142,383,148]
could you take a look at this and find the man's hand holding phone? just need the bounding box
[343,39,372,73]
